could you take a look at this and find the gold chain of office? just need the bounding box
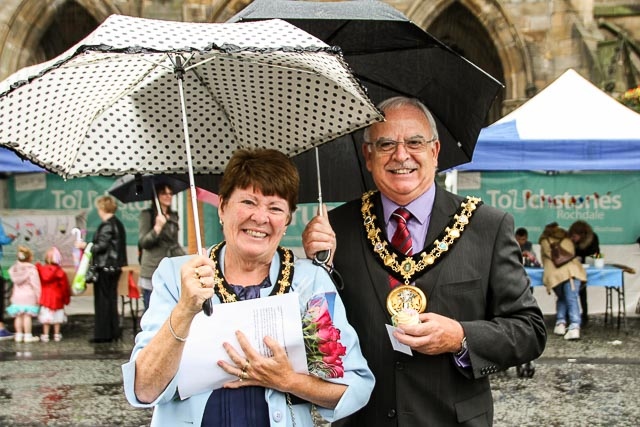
[361,191,482,285]
[209,241,294,303]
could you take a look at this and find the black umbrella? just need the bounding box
[108,174,190,208]
[228,0,503,202]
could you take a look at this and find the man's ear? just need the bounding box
[362,142,373,172]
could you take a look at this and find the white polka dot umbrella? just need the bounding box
[0,15,383,251]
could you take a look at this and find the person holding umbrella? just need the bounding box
[122,149,373,426]
[302,96,546,425]
[138,182,185,311]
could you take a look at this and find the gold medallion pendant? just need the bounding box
[386,285,427,316]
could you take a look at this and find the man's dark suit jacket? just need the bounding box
[330,186,546,427]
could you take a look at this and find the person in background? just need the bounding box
[122,148,374,426]
[36,247,71,342]
[0,221,17,340]
[302,96,546,425]
[515,227,541,267]
[539,222,586,340]
[76,195,128,343]
[138,182,185,312]
[568,220,600,327]
[6,245,41,343]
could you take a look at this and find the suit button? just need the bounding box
[395,361,404,370]
[272,410,283,422]
[387,409,397,418]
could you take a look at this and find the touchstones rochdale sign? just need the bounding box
[456,171,640,244]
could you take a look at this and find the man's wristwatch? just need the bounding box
[454,336,468,357]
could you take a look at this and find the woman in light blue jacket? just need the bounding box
[122,149,374,426]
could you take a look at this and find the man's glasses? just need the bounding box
[366,136,437,153]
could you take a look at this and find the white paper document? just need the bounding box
[386,324,413,355]
[176,292,308,399]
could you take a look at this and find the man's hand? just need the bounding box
[301,205,336,264]
[393,312,465,355]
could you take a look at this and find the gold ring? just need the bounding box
[200,278,206,288]
[194,268,200,279]
[243,360,250,370]
[242,370,249,380]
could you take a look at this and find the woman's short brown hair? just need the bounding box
[219,149,299,214]
[96,195,118,214]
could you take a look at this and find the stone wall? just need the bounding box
[0,0,638,114]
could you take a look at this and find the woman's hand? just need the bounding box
[176,255,216,316]
[218,331,296,392]
[153,213,167,234]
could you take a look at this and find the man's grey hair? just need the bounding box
[363,96,439,143]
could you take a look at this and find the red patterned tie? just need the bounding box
[389,207,413,288]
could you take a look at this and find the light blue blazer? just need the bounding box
[122,246,374,426]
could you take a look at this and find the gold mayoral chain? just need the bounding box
[360,191,482,316]
[208,241,295,304]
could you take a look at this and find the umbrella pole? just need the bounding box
[313,147,330,265]
[174,57,203,254]
[151,185,162,215]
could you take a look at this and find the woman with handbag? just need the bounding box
[76,195,128,343]
[539,222,586,340]
[138,183,185,311]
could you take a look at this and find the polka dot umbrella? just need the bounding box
[0,15,383,252]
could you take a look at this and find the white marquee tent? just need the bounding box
[455,68,640,171]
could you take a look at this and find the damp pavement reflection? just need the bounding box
[1,314,639,426]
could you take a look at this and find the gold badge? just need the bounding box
[386,285,427,316]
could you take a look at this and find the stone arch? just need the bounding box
[0,0,121,79]
[406,0,535,116]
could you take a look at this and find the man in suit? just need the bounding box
[302,96,547,426]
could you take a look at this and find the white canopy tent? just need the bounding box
[455,68,640,171]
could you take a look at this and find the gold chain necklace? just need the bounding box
[361,191,482,285]
[208,241,294,303]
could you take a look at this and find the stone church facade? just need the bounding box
[0,0,638,122]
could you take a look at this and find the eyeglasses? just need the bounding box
[366,136,437,153]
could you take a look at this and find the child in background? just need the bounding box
[36,247,70,342]
[6,246,41,342]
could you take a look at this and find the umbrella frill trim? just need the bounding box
[0,43,344,98]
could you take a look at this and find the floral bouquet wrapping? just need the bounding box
[302,293,346,379]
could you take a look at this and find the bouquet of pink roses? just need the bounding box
[302,293,346,379]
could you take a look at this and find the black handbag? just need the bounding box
[85,264,99,284]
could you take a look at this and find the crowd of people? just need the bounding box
[515,220,601,341]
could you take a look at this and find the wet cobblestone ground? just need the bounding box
[0,314,638,426]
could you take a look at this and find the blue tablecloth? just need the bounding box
[525,266,624,288]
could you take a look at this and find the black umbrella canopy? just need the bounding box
[108,174,190,203]
[229,0,503,202]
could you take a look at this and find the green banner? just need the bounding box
[456,171,640,244]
